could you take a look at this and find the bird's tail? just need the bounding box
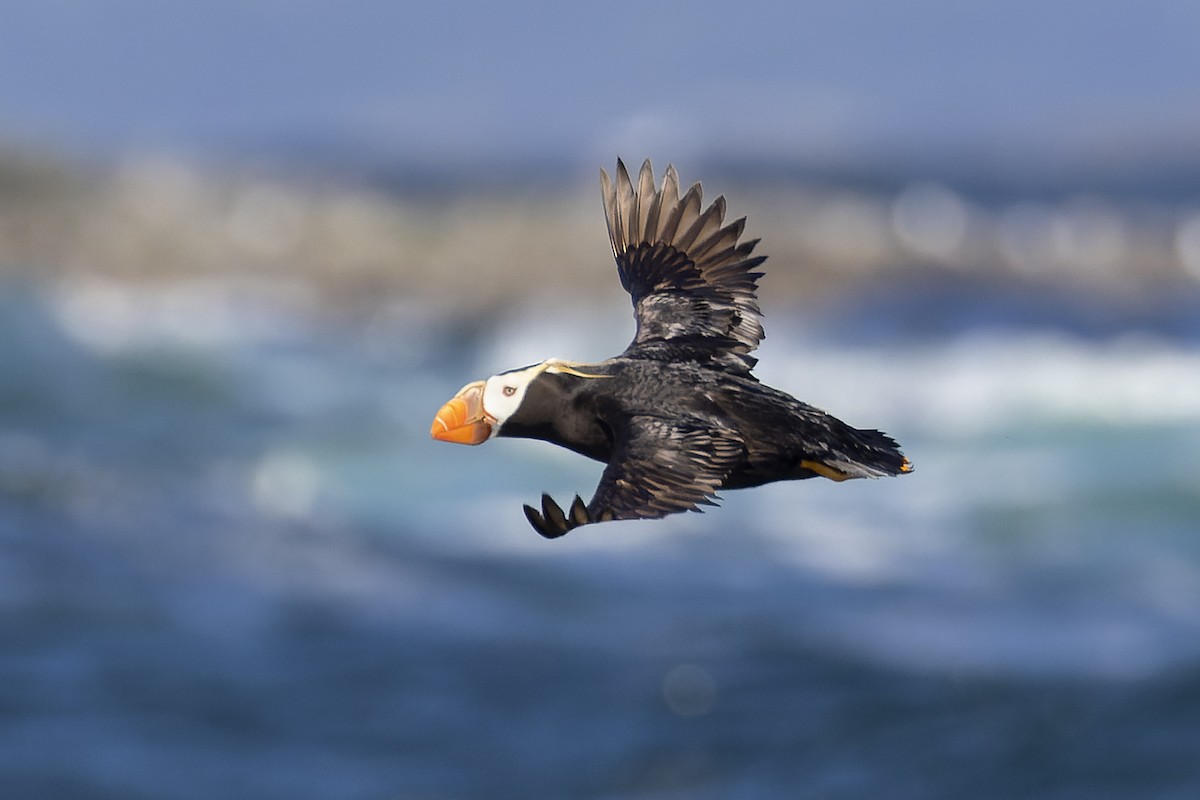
[800,428,913,481]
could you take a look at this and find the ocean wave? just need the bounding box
[12,277,1200,681]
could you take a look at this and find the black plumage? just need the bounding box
[432,159,912,538]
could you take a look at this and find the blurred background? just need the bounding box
[3,2,1200,798]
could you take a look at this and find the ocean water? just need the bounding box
[2,276,1199,799]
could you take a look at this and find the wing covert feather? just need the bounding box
[587,416,744,521]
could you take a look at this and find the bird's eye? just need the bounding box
[503,386,517,397]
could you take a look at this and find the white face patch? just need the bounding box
[478,358,605,436]
[480,361,549,433]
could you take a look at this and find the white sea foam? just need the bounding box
[761,329,1200,433]
[49,276,315,355]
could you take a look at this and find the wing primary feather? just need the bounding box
[659,181,701,245]
[656,165,681,243]
[691,216,744,264]
[671,184,704,247]
[655,196,685,247]
[695,241,754,273]
[675,195,726,253]
[634,159,655,243]
[643,182,665,246]
[615,159,636,250]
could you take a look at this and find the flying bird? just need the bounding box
[431,159,912,538]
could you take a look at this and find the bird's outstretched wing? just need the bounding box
[524,416,744,538]
[600,158,767,372]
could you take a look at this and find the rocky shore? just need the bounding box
[3,150,1198,315]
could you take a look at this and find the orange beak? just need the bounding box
[431,381,494,445]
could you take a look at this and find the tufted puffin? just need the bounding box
[432,159,912,538]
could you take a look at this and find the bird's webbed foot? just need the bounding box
[523,493,607,539]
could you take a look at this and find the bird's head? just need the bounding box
[430,358,607,445]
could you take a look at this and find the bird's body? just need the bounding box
[432,159,911,537]
[501,357,906,488]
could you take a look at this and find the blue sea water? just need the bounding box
[2,277,1199,799]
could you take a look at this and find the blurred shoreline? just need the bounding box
[3,148,1200,317]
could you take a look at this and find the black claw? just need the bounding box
[524,492,614,539]
[569,495,590,526]
[541,493,569,533]
[523,504,553,538]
